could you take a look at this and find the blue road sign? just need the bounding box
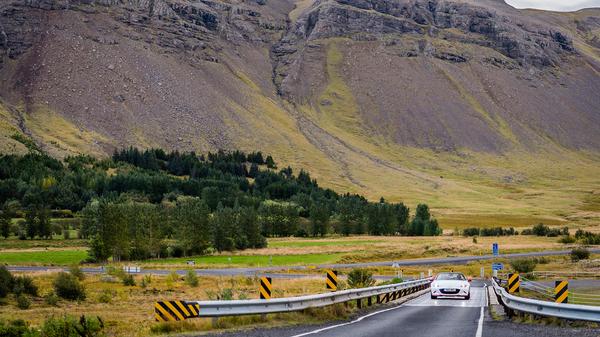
[492,243,499,256]
[492,263,504,271]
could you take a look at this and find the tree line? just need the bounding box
[0,148,442,260]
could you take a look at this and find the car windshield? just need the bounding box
[437,273,466,281]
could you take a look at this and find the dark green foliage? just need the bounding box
[0,265,13,298]
[12,276,38,296]
[571,247,590,262]
[53,272,86,301]
[16,294,31,310]
[122,275,136,286]
[310,202,330,236]
[522,224,569,237]
[462,227,517,236]
[574,230,600,244]
[0,319,34,337]
[347,269,375,288]
[558,235,576,244]
[41,315,105,337]
[407,204,441,236]
[509,258,537,274]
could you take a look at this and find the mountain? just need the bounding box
[0,0,599,225]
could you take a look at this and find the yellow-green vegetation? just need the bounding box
[0,272,360,337]
[23,105,111,158]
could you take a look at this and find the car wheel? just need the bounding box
[431,294,437,299]
[465,293,470,300]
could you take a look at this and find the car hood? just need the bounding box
[432,280,469,288]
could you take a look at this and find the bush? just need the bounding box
[509,259,537,274]
[347,269,375,288]
[53,272,86,301]
[16,294,31,310]
[97,289,114,304]
[69,265,85,281]
[532,223,550,236]
[122,275,136,286]
[575,230,600,245]
[0,319,33,337]
[558,235,576,244]
[140,275,151,288]
[462,227,479,237]
[62,229,71,240]
[41,315,105,337]
[12,276,38,296]
[0,266,14,298]
[571,247,590,262]
[184,270,198,287]
[45,292,59,306]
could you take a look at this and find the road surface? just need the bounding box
[197,281,600,337]
[7,248,600,279]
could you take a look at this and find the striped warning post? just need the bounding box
[508,273,520,293]
[555,280,568,304]
[154,301,200,321]
[326,270,338,291]
[260,276,272,300]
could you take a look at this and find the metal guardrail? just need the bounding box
[189,278,431,317]
[492,278,600,322]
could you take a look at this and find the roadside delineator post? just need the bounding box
[326,270,338,291]
[555,280,568,304]
[260,277,272,300]
[508,273,520,293]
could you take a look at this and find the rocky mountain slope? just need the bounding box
[0,0,599,223]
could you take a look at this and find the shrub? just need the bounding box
[97,289,114,304]
[575,230,600,244]
[0,266,14,298]
[347,269,375,288]
[62,229,71,240]
[122,275,136,286]
[558,235,576,244]
[69,265,85,281]
[53,272,86,301]
[16,294,31,310]
[41,315,104,337]
[0,319,33,337]
[45,292,59,306]
[532,223,550,236]
[184,270,198,287]
[12,276,38,296]
[140,275,151,288]
[571,247,590,262]
[472,237,477,244]
[509,259,537,274]
[462,227,479,237]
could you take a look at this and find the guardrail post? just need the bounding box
[555,280,568,304]
[367,296,372,306]
[357,298,362,309]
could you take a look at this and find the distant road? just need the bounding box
[7,248,600,279]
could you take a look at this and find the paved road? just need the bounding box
[7,248,600,279]
[198,281,600,337]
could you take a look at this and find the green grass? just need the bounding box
[144,253,344,267]
[268,240,379,248]
[0,249,88,265]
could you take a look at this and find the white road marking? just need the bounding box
[289,286,489,337]
[288,303,408,337]
[475,285,487,337]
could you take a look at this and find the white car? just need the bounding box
[430,272,471,300]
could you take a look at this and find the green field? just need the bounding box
[0,250,88,265]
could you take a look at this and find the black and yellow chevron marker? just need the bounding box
[508,273,520,293]
[154,301,200,321]
[555,280,568,304]
[326,270,338,291]
[260,276,272,300]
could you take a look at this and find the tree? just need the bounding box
[0,201,17,239]
[175,198,211,256]
[265,155,276,169]
[248,163,259,178]
[310,202,330,236]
